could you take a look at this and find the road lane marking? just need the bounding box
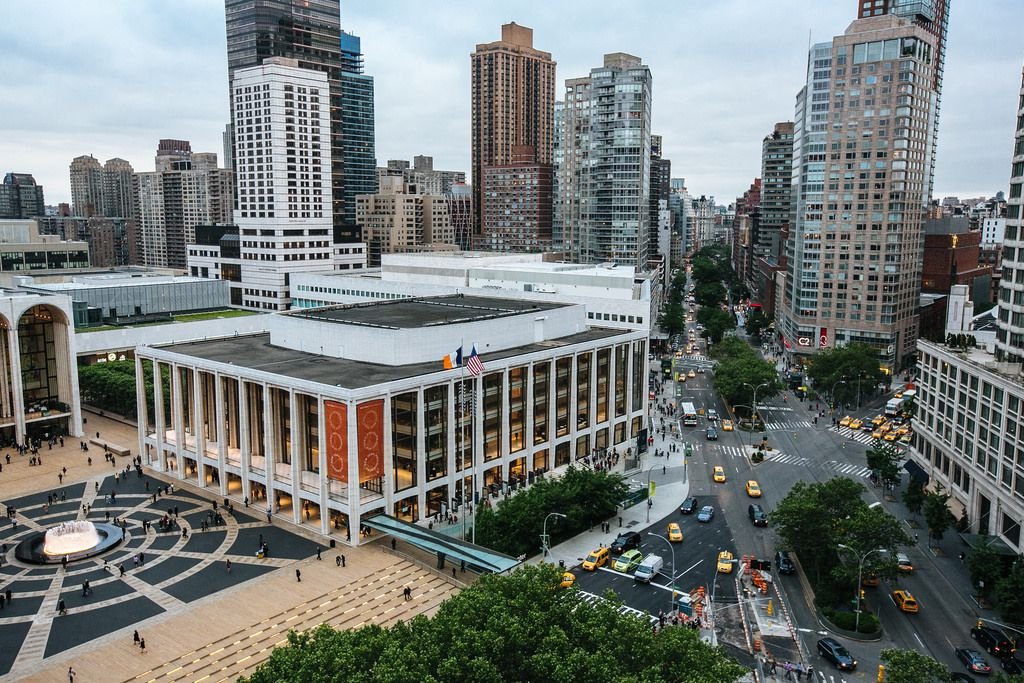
[678,559,704,576]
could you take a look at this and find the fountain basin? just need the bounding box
[14,522,125,564]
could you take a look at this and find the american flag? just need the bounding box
[467,343,485,375]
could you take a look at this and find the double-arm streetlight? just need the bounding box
[647,532,677,615]
[541,512,566,558]
[743,382,769,431]
[830,378,848,413]
[837,543,885,632]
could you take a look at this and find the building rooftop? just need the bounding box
[159,327,624,390]
[286,295,564,330]
[29,274,217,291]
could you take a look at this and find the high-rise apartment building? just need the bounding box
[480,146,552,252]
[70,155,104,217]
[357,176,453,267]
[101,158,137,220]
[225,0,360,242]
[340,31,377,233]
[649,135,672,267]
[778,1,948,370]
[446,182,474,251]
[378,157,466,197]
[471,23,556,239]
[996,67,1024,362]
[757,122,794,263]
[136,141,233,269]
[560,53,653,268]
[0,173,45,219]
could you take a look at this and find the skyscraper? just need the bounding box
[560,53,653,268]
[757,122,794,264]
[995,66,1024,362]
[340,31,377,234]
[649,135,672,265]
[224,0,355,241]
[101,158,137,220]
[0,173,45,219]
[480,146,552,252]
[778,1,949,370]
[69,155,103,217]
[471,23,556,240]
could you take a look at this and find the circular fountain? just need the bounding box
[14,520,124,565]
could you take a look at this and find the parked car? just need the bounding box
[817,637,857,671]
[775,550,795,575]
[697,505,715,523]
[582,547,609,571]
[972,625,1017,659]
[680,496,699,514]
[956,648,993,675]
[609,531,641,555]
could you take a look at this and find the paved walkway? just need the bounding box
[1,412,460,682]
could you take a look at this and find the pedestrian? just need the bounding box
[57,599,67,615]
[267,508,272,523]
[5,589,11,603]
[316,545,321,560]
[226,559,232,573]
[139,637,146,654]
[0,593,5,609]
[133,630,141,647]
[296,568,301,582]
[336,555,342,567]
[68,666,76,682]
[403,586,412,601]
[391,538,397,551]
[806,665,813,680]
[341,554,346,567]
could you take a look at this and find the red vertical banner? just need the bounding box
[357,399,384,483]
[819,327,829,348]
[324,400,348,483]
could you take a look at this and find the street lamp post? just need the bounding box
[647,532,677,615]
[645,465,658,523]
[837,543,885,633]
[830,378,848,414]
[742,382,769,434]
[541,512,567,558]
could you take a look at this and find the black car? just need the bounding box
[956,648,992,675]
[748,504,768,527]
[1002,657,1024,676]
[609,531,641,555]
[680,496,699,514]
[817,637,857,671]
[775,550,795,575]
[972,626,1017,659]
[706,427,718,441]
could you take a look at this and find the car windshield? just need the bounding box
[586,553,599,562]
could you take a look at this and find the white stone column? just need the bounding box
[135,357,148,465]
[238,380,251,502]
[345,399,358,545]
[318,395,329,536]
[415,387,426,520]
[447,381,457,512]
[193,369,206,487]
[500,368,510,484]
[263,384,275,516]
[152,360,166,471]
[170,364,185,481]
[214,374,226,495]
[289,390,301,525]
[8,327,25,442]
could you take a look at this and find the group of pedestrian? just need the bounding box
[764,658,813,681]
[0,588,12,609]
[132,629,147,653]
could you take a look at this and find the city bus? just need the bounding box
[681,402,698,427]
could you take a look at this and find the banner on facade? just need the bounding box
[357,399,385,483]
[324,400,347,483]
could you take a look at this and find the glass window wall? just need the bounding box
[391,391,418,492]
[425,385,447,481]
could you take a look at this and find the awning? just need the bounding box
[903,458,929,483]
[958,533,1019,557]
[361,513,521,574]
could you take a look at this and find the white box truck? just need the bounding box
[634,554,664,583]
[885,397,903,416]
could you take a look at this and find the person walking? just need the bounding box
[68,666,76,682]
[226,559,232,573]
[316,545,321,560]
[133,630,141,647]
[295,568,301,582]
[139,637,146,654]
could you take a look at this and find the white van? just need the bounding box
[634,554,664,583]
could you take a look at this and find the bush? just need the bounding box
[823,609,880,634]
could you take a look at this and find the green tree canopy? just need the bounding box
[865,442,903,486]
[879,648,951,683]
[696,307,735,344]
[694,282,726,308]
[967,540,1005,599]
[744,310,769,341]
[902,480,926,518]
[994,557,1024,625]
[474,467,628,558]
[243,565,747,683]
[805,344,886,408]
[922,485,956,545]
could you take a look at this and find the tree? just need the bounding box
[694,282,726,308]
[865,442,903,487]
[696,307,735,343]
[243,564,747,683]
[658,300,686,337]
[994,558,1024,625]
[473,467,628,558]
[711,354,780,409]
[967,541,1005,599]
[805,344,886,408]
[690,257,720,285]
[902,480,925,519]
[79,360,143,418]
[922,485,957,546]
[744,311,769,341]
[879,648,951,683]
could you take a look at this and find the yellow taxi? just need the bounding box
[717,550,735,573]
[884,431,899,441]
[582,547,609,571]
[895,425,911,437]
[839,415,853,427]
[894,390,904,399]
[688,370,696,378]
[721,419,734,431]
[668,522,684,543]
[560,572,576,589]
[900,432,913,443]
[891,589,919,613]
[745,480,762,498]
[871,426,886,439]
[713,466,727,483]
[871,415,887,427]
[849,418,864,430]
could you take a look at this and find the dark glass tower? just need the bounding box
[225,0,360,241]
[340,32,377,237]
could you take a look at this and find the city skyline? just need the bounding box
[1,0,1021,205]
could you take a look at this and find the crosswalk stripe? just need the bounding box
[765,420,816,430]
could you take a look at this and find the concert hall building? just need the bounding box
[135,295,648,544]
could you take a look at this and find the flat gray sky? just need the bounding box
[1,0,1020,206]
